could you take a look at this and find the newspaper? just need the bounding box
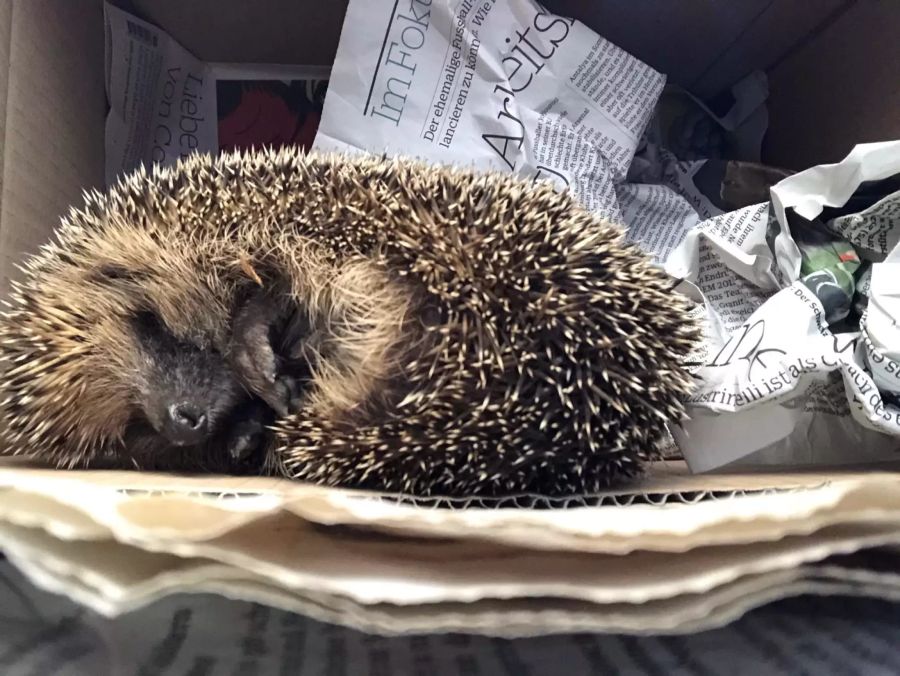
[673,142,900,472]
[312,0,667,222]
[103,3,328,185]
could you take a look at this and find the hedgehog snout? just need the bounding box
[165,401,209,446]
[141,359,248,448]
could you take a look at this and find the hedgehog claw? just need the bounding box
[270,378,291,417]
[227,422,263,460]
[269,373,305,417]
[280,374,306,414]
[220,399,271,462]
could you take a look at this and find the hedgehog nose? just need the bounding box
[167,402,208,445]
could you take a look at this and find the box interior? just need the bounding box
[0,0,898,493]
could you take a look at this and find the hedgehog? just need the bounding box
[0,148,701,497]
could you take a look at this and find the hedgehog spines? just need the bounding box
[0,147,701,497]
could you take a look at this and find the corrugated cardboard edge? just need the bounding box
[3,459,900,552]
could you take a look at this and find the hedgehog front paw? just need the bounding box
[229,290,305,418]
[225,412,267,461]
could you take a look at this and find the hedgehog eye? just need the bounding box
[131,310,221,357]
[91,264,146,285]
[131,311,168,344]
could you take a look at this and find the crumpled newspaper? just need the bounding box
[673,142,900,471]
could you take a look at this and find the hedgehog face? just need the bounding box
[78,263,298,472]
[126,310,244,448]
[0,226,293,472]
[107,283,313,473]
[0,202,398,475]
[73,250,269,469]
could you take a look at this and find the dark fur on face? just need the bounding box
[83,292,281,473]
[109,287,319,473]
[129,310,243,446]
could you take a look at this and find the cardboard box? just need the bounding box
[0,0,899,637]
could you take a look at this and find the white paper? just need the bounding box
[103,3,215,186]
[829,189,900,257]
[313,0,669,222]
[616,182,700,264]
[677,141,900,472]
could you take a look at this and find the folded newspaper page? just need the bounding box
[314,0,900,473]
[312,0,665,221]
[103,2,328,185]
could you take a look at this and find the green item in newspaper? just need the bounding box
[796,221,861,325]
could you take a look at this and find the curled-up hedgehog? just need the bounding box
[0,149,700,497]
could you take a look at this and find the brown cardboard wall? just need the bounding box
[0,0,106,297]
[689,0,852,98]
[765,1,900,170]
[125,0,848,101]
[546,0,772,87]
[124,0,350,66]
[0,1,12,193]
[544,0,844,95]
